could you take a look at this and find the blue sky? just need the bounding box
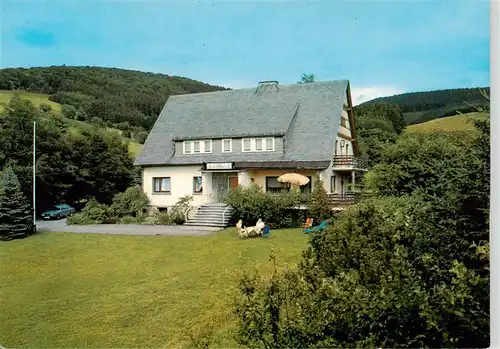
[1,0,490,104]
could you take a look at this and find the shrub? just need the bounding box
[109,185,149,218]
[91,116,105,127]
[169,195,194,225]
[39,103,52,112]
[142,215,159,225]
[234,195,489,348]
[222,184,304,228]
[307,175,332,222]
[363,130,474,197]
[75,107,88,121]
[156,211,174,225]
[66,212,93,225]
[67,198,114,224]
[135,131,149,144]
[234,120,490,347]
[118,215,146,224]
[61,104,77,119]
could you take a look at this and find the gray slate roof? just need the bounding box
[135,80,348,167]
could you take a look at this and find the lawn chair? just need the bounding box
[262,225,270,238]
[302,217,313,231]
[304,221,328,234]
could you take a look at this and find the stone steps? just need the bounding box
[185,203,233,228]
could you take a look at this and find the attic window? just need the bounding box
[242,137,275,152]
[255,139,263,151]
[222,139,232,153]
[184,140,212,154]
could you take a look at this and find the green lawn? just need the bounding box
[405,112,488,134]
[0,228,309,348]
[0,90,62,112]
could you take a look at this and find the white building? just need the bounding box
[135,80,367,226]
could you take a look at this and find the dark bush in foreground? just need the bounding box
[234,119,489,348]
[234,196,489,348]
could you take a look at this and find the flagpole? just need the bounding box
[33,119,36,233]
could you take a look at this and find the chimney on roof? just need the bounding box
[256,80,279,93]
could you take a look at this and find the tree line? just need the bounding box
[0,96,137,221]
[0,66,227,131]
[364,87,490,114]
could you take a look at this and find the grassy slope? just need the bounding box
[0,90,142,160]
[0,228,308,348]
[0,90,62,112]
[404,112,488,134]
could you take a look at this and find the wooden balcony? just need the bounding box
[332,156,368,171]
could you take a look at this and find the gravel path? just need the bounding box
[36,219,220,236]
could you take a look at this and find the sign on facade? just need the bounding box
[206,162,233,170]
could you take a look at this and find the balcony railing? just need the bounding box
[327,192,376,207]
[332,156,368,171]
[328,193,359,206]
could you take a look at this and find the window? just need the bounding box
[183,140,212,154]
[222,139,232,153]
[265,138,274,151]
[153,177,171,193]
[243,138,251,152]
[335,140,338,156]
[193,176,203,194]
[265,176,287,192]
[203,140,212,153]
[193,141,200,153]
[255,138,263,151]
[242,138,275,152]
[346,144,349,156]
[330,176,336,193]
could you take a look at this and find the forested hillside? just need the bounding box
[0,96,140,215]
[362,87,490,125]
[0,66,228,131]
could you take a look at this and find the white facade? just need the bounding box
[143,165,205,208]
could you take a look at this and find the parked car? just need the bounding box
[41,204,75,220]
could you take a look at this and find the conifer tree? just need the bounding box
[307,175,332,222]
[0,167,32,240]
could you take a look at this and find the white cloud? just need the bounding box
[218,81,255,89]
[350,86,405,106]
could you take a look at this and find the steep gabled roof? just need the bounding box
[135,79,348,166]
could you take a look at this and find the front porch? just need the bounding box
[200,168,320,204]
[200,166,362,208]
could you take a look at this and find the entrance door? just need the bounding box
[229,176,239,190]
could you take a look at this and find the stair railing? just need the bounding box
[184,206,192,222]
[222,206,230,224]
